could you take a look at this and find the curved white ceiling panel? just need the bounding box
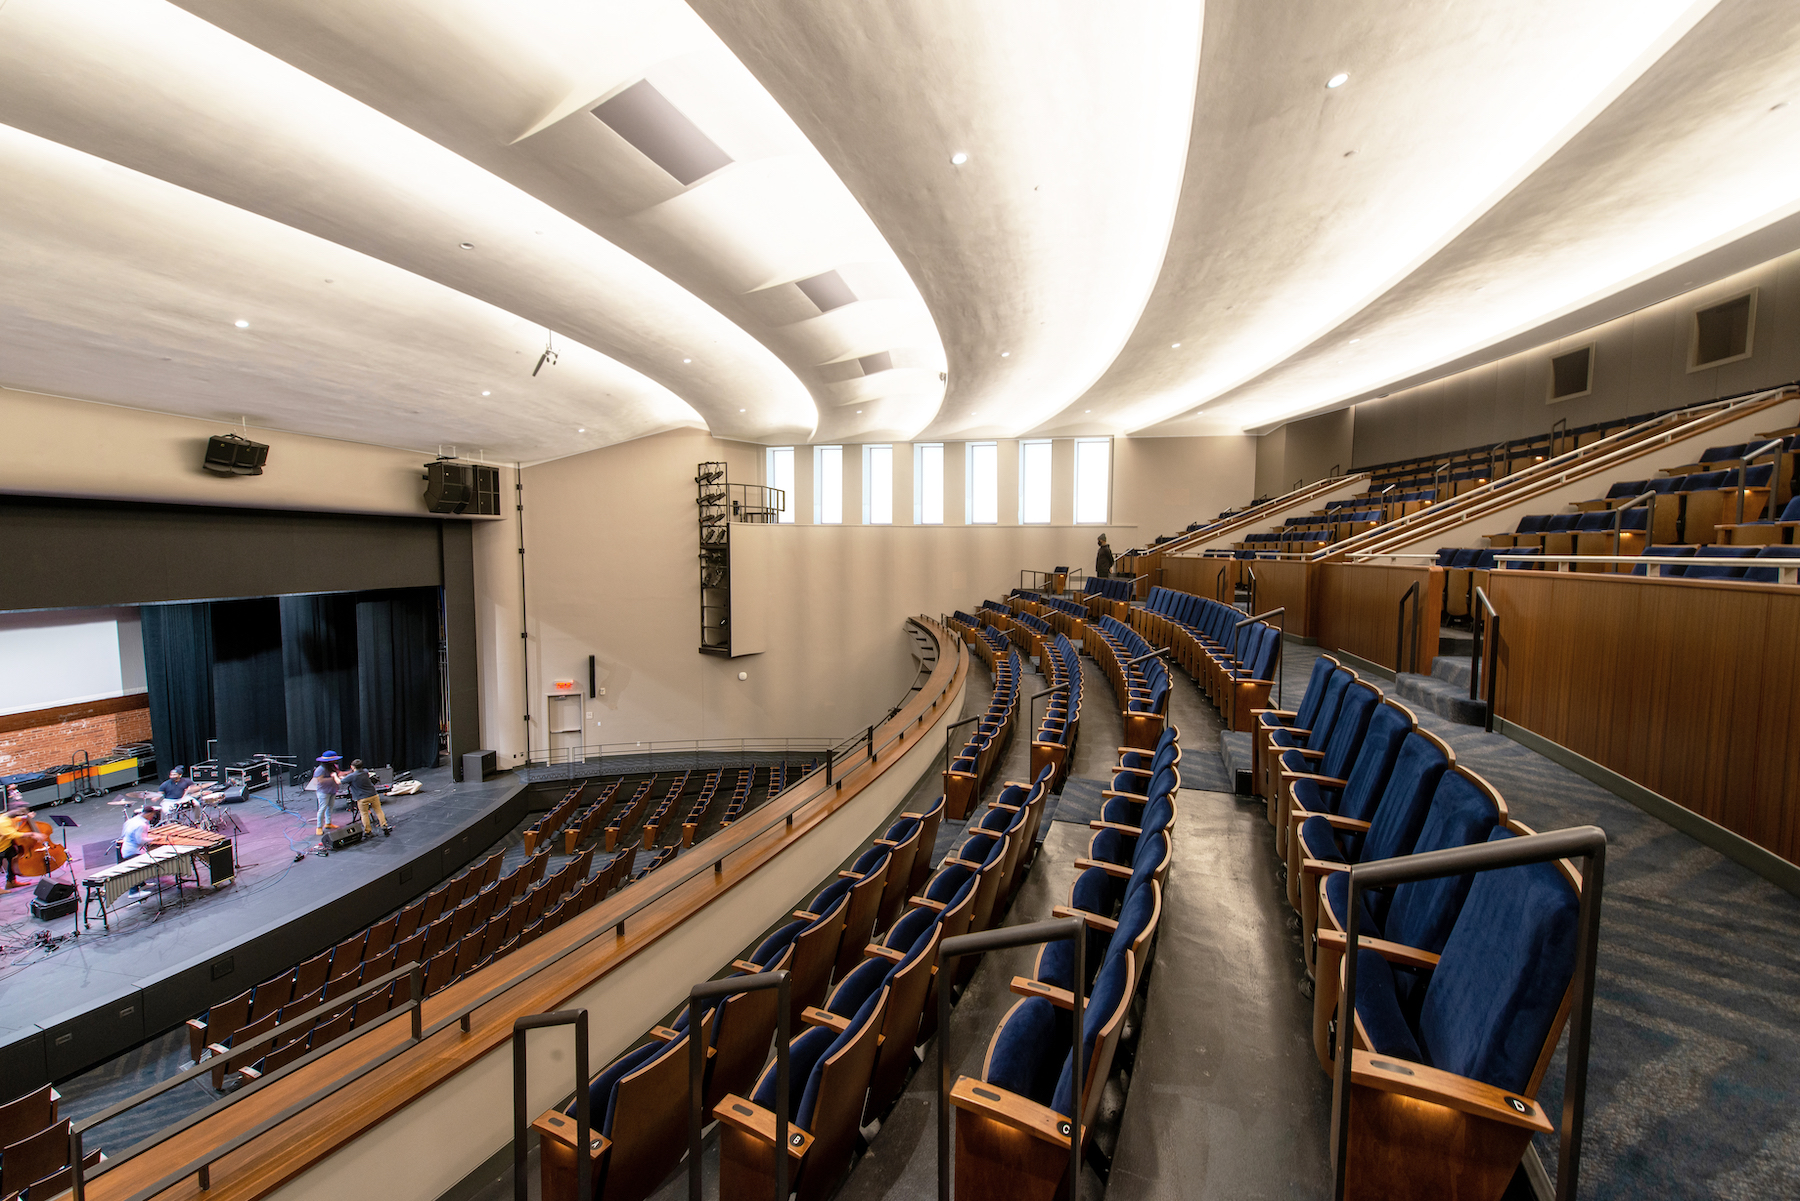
[686,0,1204,442]
[1169,0,1800,434]
[0,0,810,449]
[0,124,701,458]
[169,0,945,444]
[1062,0,1726,435]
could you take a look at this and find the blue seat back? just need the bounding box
[1290,657,1338,731]
[1357,733,1452,863]
[1317,682,1380,782]
[1681,545,1758,580]
[1377,769,1505,953]
[1745,544,1800,583]
[1417,831,1579,1094]
[1332,703,1414,825]
[1303,671,1355,753]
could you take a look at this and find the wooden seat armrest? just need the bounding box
[1291,810,1371,833]
[910,894,947,912]
[1050,904,1117,933]
[949,1076,1074,1149]
[1009,976,1076,1008]
[1072,857,1132,878]
[1232,677,1276,688]
[648,1025,682,1043]
[1250,707,1297,720]
[943,857,982,871]
[838,869,863,881]
[792,909,819,922]
[1100,788,1152,801]
[206,1042,232,1059]
[1286,747,1327,761]
[711,1094,816,1155]
[729,959,764,975]
[1109,765,1154,778]
[533,1110,612,1157]
[872,838,900,849]
[1316,929,1440,969]
[1349,1050,1551,1132]
[1088,819,1143,836]
[802,1006,852,1033]
[237,1066,262,1081]
[865,942,906,963]
[1282,772,1351,790]
[1300,857,1352,878]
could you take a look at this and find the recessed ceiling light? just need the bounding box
[578,427,585,433]
[1326,73,1350,89]
[856,410,863,414]
[683,357,692,364]
[739,408,745,413]
[951,152,968,165]
[1000,351,1010,358]
[1349,338,1361,344]
[1085,410,1091,413]
[459,241,474,250]
[234,319,249,328]
[481,390,491,396]
[1171,342,1181,349]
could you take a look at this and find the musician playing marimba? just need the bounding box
[119,804,160,898]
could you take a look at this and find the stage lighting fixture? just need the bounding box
[203,432,269,476]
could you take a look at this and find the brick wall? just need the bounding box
[0,697,152,776]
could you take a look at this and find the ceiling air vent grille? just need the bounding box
[1690,290,1756,370]
[796,271,856,313]
[1548,345,1592,402]
[593,81,732,186]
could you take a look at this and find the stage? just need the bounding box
[0,763,531,1092]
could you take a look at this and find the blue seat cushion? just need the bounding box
[986,996,1063,1105]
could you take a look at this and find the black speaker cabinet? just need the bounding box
[325,825,364,852]
[35,878,75,903]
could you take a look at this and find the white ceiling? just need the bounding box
[1,0,1797,462]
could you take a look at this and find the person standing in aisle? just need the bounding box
[1095,533,1115,580]
[308,752,344,840]
[342,759,391,837]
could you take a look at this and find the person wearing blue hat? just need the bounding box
[307,752,344,840]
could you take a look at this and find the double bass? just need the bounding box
[7,812,69,878]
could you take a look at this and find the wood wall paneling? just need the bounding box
[1246,560,1315,637]
[1487,572,1800,864]
[1313,564,1441,672]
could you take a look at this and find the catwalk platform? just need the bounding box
[0,764,530,1091]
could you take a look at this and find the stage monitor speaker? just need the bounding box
[203,433,269,476]
[325,825,364,851]
[35,879,75,903]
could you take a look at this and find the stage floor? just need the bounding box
[0,764,526,1079]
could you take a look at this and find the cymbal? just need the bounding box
[108,798,135,805]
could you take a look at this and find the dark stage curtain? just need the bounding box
[356,588,442,772]
[141,601,215,774]
[280,593,361,766]
[210,597,288,765]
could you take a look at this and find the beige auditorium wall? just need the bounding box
[1350,249,1800,467]
[0,386,443,516]
[475,428,1256,762]
[1250,409,1353,498]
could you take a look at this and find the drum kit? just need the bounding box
[113,786,241,834]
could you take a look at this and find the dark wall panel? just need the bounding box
[440,522,481,780]
[211,598,287,763]
[141,602,215,775]
[281,593,362,764]
[0,496,446,612]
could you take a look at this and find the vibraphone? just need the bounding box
[81,825,235,930]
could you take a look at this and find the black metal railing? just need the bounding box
[1234,608,1286,709]
[513,1010,590,1201]
[1394,581,1421,675]
[1471,588,1499,733]
[689,971,791,1201]
[937,917,1086,1201]
[1332,827,1607,1201]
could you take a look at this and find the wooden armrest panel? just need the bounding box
[865,942,905,963]
[648,1025,681,1043]
[711,1094,817,1154]
[1050,904,1117,933]
[1072,857,1132,879]
[802,1006,851,1033]
[730,959,764,975]
[1290,809,1370,833]
[1317,929,1441,970]
[533,1110,612,1157]
[1088,820,1143,836]
[949,1077,1073,1149]
[1349,1051,1551,1132]
[1009,976,1076,1008]
[910,894,947,912]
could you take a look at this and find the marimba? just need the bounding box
[81,825,235,930]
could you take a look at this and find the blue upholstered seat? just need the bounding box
[1287,702,1412,828]
[1353,830,1580,1094]
[1267,669,1353,758]
[1296,731,1450,869]
[1278,682,1379,791]
[1633,545,1694,576]
[1744,544,1800,583]
[985,952,1131,1117]
[1679,545,1759,580]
